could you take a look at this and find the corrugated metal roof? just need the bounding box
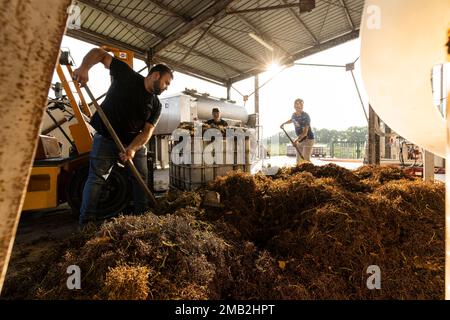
[67,0,364,86]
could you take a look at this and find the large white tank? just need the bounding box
[360,0,450,157]
[155,92,249,135]
[195,96,249,125]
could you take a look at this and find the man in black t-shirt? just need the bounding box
[205,107,228,126]
[73,48,173,226]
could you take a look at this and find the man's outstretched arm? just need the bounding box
[280,119,293,129]
[72,48,113,86]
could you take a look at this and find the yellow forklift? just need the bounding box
[23,46,139,219]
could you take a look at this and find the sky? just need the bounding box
[58,35,372,138]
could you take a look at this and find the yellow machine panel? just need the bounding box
[22,166,60,211]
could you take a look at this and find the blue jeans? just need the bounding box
[79,133,149,224]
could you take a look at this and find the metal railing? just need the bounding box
[329,141,365,159]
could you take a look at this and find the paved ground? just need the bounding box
[253,155,363,171]
[252,155,445,182]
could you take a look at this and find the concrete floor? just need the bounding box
[254,156,363,171]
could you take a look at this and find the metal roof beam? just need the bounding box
[66,27,147,54]
[152,56,227,86]
[78,0,165,40]
[147,0,192,22]
[280,0,319,45]
[289,29,359,62]
[227,3,298,14]
[234,13,292,58]
[338,0,355,30]
[203,28,265,65]
[179,22,214,64]
[146,0,263,65]
[65,28,228,86]
[229,29,359,83]
[175,42,242,75]
[153,0,237,53]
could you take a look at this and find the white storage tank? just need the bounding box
[195,96,249,125]
[155,92,249,135]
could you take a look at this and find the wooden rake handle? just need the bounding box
[281,125,304,160]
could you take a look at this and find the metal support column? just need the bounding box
[368,105,380,165]
[254,75,260,158]
[423,150,435,181]
[441,63,445,114]
[226,80,231,100]
[444,28,449,300]
[384,125,392,159]
[146,48,154,73]
[0,0,71,292]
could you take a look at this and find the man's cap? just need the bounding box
[212,107,220,112]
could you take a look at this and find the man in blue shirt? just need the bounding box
[280,98,315,162]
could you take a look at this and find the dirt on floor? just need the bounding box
[1,164,445,300]
[2,205,79,288]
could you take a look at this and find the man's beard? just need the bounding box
[153,80,162,95]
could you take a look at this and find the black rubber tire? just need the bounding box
[66,163,131,220]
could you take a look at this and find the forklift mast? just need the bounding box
[57,50,93,154]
